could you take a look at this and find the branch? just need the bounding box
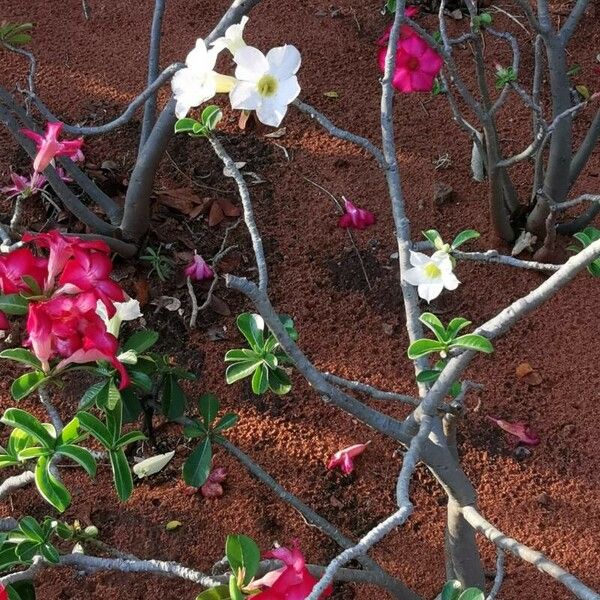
[462,507,599,600]
[486,549,505,600]
[208,135,268,292]
[550,193,600,212]
[0,471,35,500]
[39,387,63,434]
[560,0,589,42]
[452,249,561,272]
[140,0,167,149]
[323,373,419,406]
[293,99,386,168]
[0,556,44,586]
[27,63,184,137]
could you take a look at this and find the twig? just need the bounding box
[323,373,419,406]
[462,506,599,600]
[486,549,505,600]
[186,277,199,328]
[0,472,35,501]
[82,0,91,19]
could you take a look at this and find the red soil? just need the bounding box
[0,1,599,599]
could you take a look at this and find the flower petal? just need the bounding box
[234,46,269,81]
[266,44,302,79]
[230,81,261,110]
[418,282,444,302]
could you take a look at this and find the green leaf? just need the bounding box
[199,393,219,427]
[10,372,47,401]
[0,349,42,370]
[128,370,153,394]
[1,409,54,448]
[195,585,231,600]
[441,580,463,600]
[76,411,113,449]
[106,403,122,445]
[0,294,29,315]
[116,431,146,448]
[449,380,462,398]
[225,534,260,584]
[236,313,265,352]
[457,589,485,600]
[192,122,208,136]
[225,360,261,385]
[213,413,239,433]
[78,380,109,410]
[56,445,96,477]
[15,540,39,562]
[183,420,206,439]
[182,437,212,487]
[419,313,448,342]
[18,517,44,543]
[201,105,223,131]
[39,542,59,564]
[228,575,244,600]
[174,118,198,134]
[122,330,159,354]
[407,339,448,359]
[416,369,441,383]
[162,374,187,420]
[7,427,36,457]
[109,448,134,501]
[451,229,480,249]
[224,348,259,362]
[121,388,143,423]
[251,363,269,395]
[58,417,81,445]
[445,317,472,340]
[17,447,49,460]
[34,456,71,512]
[422,229,444,250]
[267,367,292,395]
[0,545,21,571]
[449,334,493,354]
[7,580,36,600]
[279,314,299,341]
[0,454,20,468]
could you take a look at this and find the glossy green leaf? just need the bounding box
[407,339,447,359]
[195,585,231,600]
[0,349,42,370]
[422,229,444,250]
[441,580,463,600]
[56,445,96,477]
[117,431,146,448]
[121,388,143,423]
[14,541,39,562]
[39,542,59,564]
[162,374,186,420]
[1,409,54,448]
[225,534,260,584]
[0,294,29,315]
[109,448,134,501]
[279,314,299,341]
[224,348,259,362]
[18,517,44,543]
[267,367,292,395]
[106,403,122,445]
[123,330,159,354]
[183,420,206,439]
[58,417,81,445]
[10,372,47,401]
[213,413,239,433]
[199,393,219,427]
[7,427,36,457]
[415,369,441,383]
[225,360,261,385]
[445,317,472,340]
[7,579,36,600]
[458,589,485,600]
[449,334,493,354]
[0,545,21,571]
[451,229,480,249]
[419,313,448,342]
[201,105,223,131]
[182,437,212,487]
[228,576,244,600]
[236,313,265,352]
[174,118,198,134]
[251,363,269,395]
[34,455,71,512]
[78,380,108,410]
[76,411,113,449]
[17,447,48,460]
[0,454,20,468]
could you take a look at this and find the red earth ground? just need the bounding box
[0,1,599,599]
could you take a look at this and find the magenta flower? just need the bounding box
[0,311,9,331]
[185,253,214,281]
[338,198,376,230]
[487,416,540,446]
[378,31,442,93]
[0,248,48,295]
[376,6,420,47]
[55,166,73,183]
[250,544,333,599]
[200,467,227,498]
[327,442,369,475]
[1,171,47,200]
[21,122,84,173]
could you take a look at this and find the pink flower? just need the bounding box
[327,442,369,475]
[200,467,227,498]
[251,544,333,600]
[26,294,129,388]
[0,584,7,600]
[23,230,111,293]
[185,253,214,281]
[21,122,84,173]
[55,166,73,183]
[1,171,47,200]
[376,7,420,47]
[338,198,376,230]
[0,248,48,295]
[378,32,442,93]
[0,311,9,331]
[487,416,540,446]
[58,250,125,316]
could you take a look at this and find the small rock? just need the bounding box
[449,8,463,19]
[536,492,551,507]
[513,446,532,461]
[561,423,576,437]
[433,182,454,205]
[382,323,394,336]
[329,495,344,508]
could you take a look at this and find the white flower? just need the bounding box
[230,45,301,127]
[96,297,142,337]
[171,39,236,119]
[403,250,460,302]
[211,16,249,55]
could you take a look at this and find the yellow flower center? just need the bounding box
[257,74,279,97]
[424,262,441,279]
